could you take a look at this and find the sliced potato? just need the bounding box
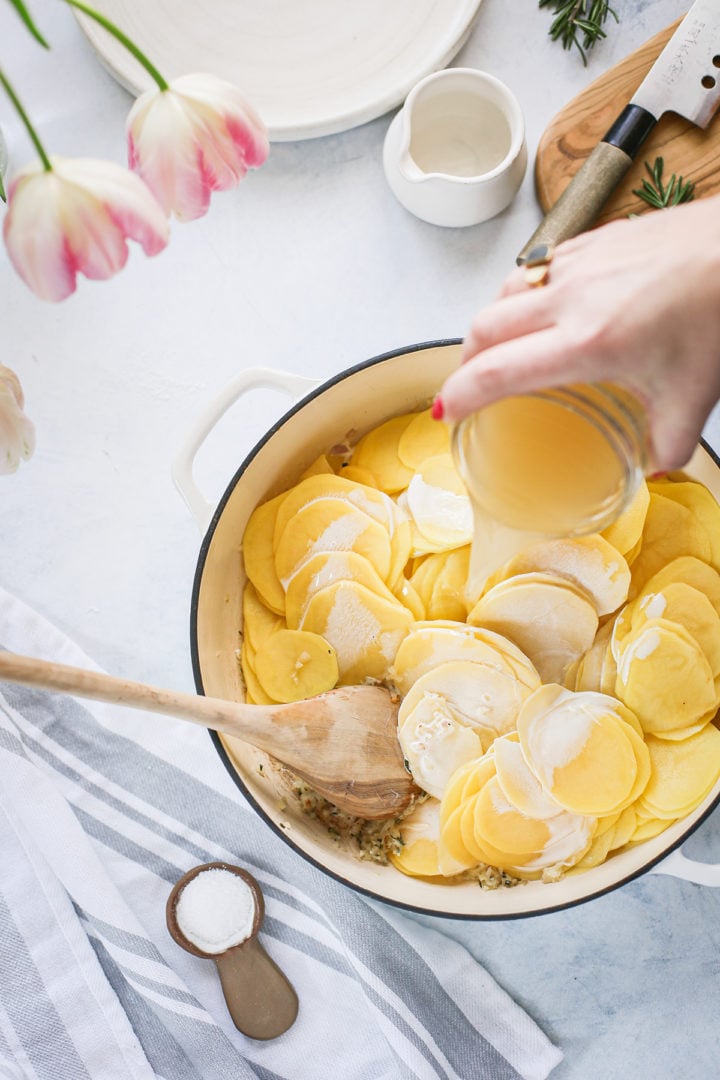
[398,690,484,799]
[242,492,287,614]
[614,617,717,734]
[468,572,598,684]
[274,499,393,585]
[638,726,720,819]
[397,408,451,470]
[284,551,399,630]
[648,478,720,571]
[242,582,285,650]
[273,473,397,543]
[485,535,630,616]
[337,464,379,487]
[399,659,534,751]
[350,412,418,494]
[401,454,473,553]
[299,579,413,683]
[601,480,650,557]
[253,629,339,702]
[628,492,712,598]
[639,555,720,616]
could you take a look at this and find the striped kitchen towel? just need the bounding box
[0,586,563,1080]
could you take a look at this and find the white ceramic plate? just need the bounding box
[75,0,484,141]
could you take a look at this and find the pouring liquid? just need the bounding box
[452,385,649,600]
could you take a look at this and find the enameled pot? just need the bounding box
[174,340,720,918]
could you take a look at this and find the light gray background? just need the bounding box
[1,2,718,1076]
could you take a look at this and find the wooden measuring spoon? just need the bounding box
[167,862,298,1040]
[0,651,416,819]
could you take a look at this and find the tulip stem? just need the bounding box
[62,0,169,90]
[0,68,53,172]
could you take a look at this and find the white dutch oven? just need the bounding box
[174,340,720,918]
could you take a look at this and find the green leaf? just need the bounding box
[7,0,50,49]
[632,156,695,212]
[0,171,5,203]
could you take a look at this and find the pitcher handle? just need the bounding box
[172,367,320,532]
[648,846,720,887]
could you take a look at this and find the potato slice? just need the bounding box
[468,572,598,684]
[242,582,286,650]
[242,492,287,614]
[299,579,413,683]
[391,623,539,696]
[628,816,675,844]
[401,454,473,553]
[638,726,720,819]
[631,583,720,680]
[387,514,413,585]
[273,473,397,543]
[440,753,496,828]
[628,492,712,598]
[640,555,720,616]
[351,412,418,494]
[493,732,564,820]
[517,686,640,815]
[439,800,483,871]
[408,548,471,621]
[429,546,472,621]
[274,499,393,585]
[486,535,630,616]
[473,777,592,871]
[399,659,534,751]
[601,480,650,557]
[574,619,616,694]
[337,464,379,487]
[391,575,425,621]
[389,799,460,878]
[605,806,638,853]
[397,408,451,470]
[240,641,278,705]
[649,478,720,571]
[284,551,399,630]
[398,690,484,799]
[570,827,617,871]
[614,618,718,734]
[472,781,552,855]
[253,629,339,703]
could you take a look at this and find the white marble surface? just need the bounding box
[2,1,719,1077]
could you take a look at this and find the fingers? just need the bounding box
[460,290,556,364]
[442,327,583,423]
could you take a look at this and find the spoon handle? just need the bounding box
[0,650,256,731]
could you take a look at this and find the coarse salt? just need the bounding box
[175,868,256,954]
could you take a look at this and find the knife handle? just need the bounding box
[517,143,633,262]
[517,104,658,264]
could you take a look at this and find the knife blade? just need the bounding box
[518,0,720,263]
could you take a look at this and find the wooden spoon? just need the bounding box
[0,651,416,819]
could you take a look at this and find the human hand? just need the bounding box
[438,196,720,471]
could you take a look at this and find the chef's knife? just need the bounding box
[518,0,720,263]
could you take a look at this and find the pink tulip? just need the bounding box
[0,365,35,475]
[3,156,169,302]
[126,73,269,221]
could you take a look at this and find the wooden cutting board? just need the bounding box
[534,17,720,225]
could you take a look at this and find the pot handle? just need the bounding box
[648,847,720,887]
[172,366,320,532]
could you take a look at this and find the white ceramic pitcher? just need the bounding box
[383,67,527,227]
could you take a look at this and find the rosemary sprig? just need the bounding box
[632,157,696,209]
[539,1,618,65]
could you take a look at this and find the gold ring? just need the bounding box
[524,243,555,288]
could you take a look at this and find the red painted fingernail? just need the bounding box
[431,396,444,420]
[649,471,667,480]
